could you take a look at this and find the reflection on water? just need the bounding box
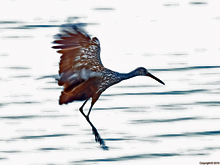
[1,0,220,164]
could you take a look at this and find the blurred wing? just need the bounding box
[52,24,104,92]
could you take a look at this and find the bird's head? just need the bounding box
[135,67,165,85]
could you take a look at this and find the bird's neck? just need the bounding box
[118,69,139,81]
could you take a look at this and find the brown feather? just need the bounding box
[53,25,104,104]
[59,77,102,104]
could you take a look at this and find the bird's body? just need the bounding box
[59,67,120,104]
[53,24,165,149]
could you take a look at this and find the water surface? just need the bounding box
[1,0,220,164]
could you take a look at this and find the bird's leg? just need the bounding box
[79,100,108,150]
[79,99,89,119]
[86,104,108,149]
[86,103,93,118]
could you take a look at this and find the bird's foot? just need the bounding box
[92,127,108,150]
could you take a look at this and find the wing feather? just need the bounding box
[52,24,104,94]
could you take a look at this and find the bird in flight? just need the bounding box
[52,24,165,149]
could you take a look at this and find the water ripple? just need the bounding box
[103,89,208,96]
[3,66,31,70]
[0,21,23,24]
[38,147,65,151]
[151,65,220,72]
[189,1,208,5]
[0,115,68,120]
[71,151,209,164]
[92,7,115,11]
[72,153,181,163]
[0,157,7,160]
[105,138,129,141]
[130,117,202,124]
[1,150,20,153]
[36,74,59,80]
[195,101,220,107]
[18,133,74,140]
[154,130,220,138]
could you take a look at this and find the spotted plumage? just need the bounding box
[52,24,165,149]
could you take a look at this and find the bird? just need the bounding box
[52,24,165,149]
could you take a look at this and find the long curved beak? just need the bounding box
[147,72,165,85]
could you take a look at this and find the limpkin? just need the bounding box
[52,24,165,149]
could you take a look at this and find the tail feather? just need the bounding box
[59,91,73,105]
[59,91,89,105]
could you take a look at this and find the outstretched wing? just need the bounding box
[52,24,104,93]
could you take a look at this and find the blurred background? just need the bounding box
[0,0,220,164]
